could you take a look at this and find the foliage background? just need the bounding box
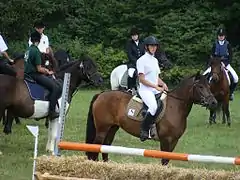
[1,0,240,85]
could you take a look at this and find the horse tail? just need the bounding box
[85,93,100,145]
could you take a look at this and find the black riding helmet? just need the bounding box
[30,31,41,43]
[217,28,226,36]
[34,21,45,29]
[144,36,159,46]
[130,27,139,36]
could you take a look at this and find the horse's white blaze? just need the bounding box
[110,64,127,90]
[29,97,69,119]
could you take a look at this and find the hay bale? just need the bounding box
[37,155,240,180]
[34,172,98,180]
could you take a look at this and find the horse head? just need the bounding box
[56,54,103,91]
[54,49,73,68]
[209,56,224,83]
[155,48,172,70]
[191,71,218,109]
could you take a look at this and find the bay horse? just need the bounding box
[110,49,172,92]
[85,72,217,165]
[206,56,231,126]
[0,54,103,154]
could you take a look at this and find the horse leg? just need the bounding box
[160,137,179,165]
[3,109,14,134]
[102,125,119,162]
[14,116,21,125]
[46,118,58,154]
[209,110,216,125]
[223,103,231,127]
[1,110,6,125]
[45,118,49,128]
[89,128,109,161]
[221,104,226,124]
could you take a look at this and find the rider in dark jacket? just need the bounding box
[203,28,238,101]
[125,27,145,91]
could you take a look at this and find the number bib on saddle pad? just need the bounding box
[126,93,167,124]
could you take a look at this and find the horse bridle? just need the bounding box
[162,80,212,106]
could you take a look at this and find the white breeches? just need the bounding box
[138,90,158,116]
[202,67,211,75]
[128,68,136,78]
[203,64,238,83]
[226,64,238,83]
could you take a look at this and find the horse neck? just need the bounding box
[56,65,81,101]
[168,80,194,118]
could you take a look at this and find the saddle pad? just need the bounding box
[24,80,47,100]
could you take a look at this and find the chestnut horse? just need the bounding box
[85,72,217,165]
[207,56,231,126]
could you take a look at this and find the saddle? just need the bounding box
[24,73,62,101]
[126,92,167,123]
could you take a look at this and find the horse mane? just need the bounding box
[78,54,97,70]
[168,73,197,93]
[58,60,78,72]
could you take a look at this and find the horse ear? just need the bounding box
[67,49,70,54]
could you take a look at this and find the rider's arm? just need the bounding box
[126,41,137,64]
[211,42,216,57]
[35,50,50,75]
[0,35,13,62]
[227,43,233,62]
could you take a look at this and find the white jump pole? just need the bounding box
[54,73,71,156]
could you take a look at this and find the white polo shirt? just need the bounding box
[136,52,160,93]
[28,33,49,53]
[0,35,8,53]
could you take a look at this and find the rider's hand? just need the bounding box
[8,59,14,63]
[48,70,54,75]
[155,86,164,92]
[162,83,168,91]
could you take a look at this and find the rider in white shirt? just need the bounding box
[136,36,168,142]
[0,34,16,76]
[28,21,50,54]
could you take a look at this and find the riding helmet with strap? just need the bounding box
[217,28,226,36]
[144,36,159,46]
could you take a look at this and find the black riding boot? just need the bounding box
[139,112,156,142]
[229,82,237,101]
[127,76,135,90]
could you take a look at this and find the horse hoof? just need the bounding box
[3,129,11,135]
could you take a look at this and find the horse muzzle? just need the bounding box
[200,95,218,110]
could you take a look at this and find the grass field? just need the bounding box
[1,89,240,179]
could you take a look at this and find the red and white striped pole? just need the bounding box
[58,141,240,165]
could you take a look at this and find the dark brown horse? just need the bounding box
[85,72,217,165]
[0,54,103,154]
[207,56,231,126]
[1,52,59,126]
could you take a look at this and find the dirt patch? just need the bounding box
[37,155,240,180]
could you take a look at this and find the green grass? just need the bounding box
[1,90,240,179]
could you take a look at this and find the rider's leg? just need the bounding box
[30,73,61,119]
[226,64,238,100]
[0,61,16,77]
[202,66,211,81]
[138,90,158,141]
[127,67,136,90]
